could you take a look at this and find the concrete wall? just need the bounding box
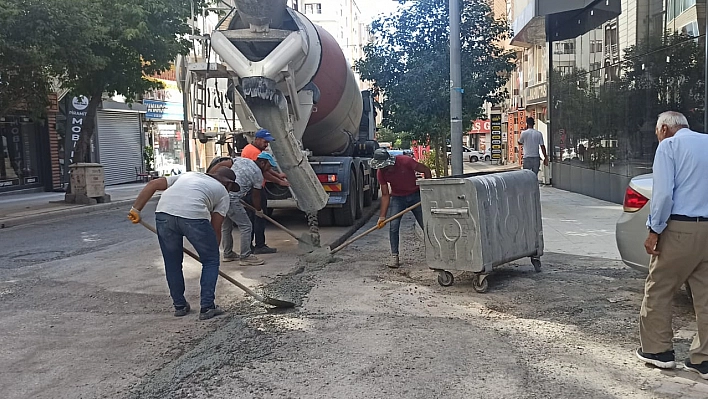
[552,162,631,204]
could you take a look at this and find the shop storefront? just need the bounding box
[467,119,490,151]
[0,116,44,191]
[547,0,693,203]
[143,79,185,176]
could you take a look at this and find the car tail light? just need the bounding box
[623,186,649,212]
[317,174,337,183]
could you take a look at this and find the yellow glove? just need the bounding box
[128,207,141,224]
[376,217,386,229]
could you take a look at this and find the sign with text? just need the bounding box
[490,114,502,160]
[468,119,491,134]
[65,96,89,174]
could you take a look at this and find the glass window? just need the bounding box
[0,116,41,188]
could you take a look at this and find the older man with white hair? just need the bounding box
[636,111,708,379]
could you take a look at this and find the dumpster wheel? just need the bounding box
[472,274,489,293]
[437,270,454,287]
[531,257,542,273]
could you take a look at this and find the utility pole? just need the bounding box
[449,0,463,175]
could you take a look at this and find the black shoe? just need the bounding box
[684,359,708,379]
[253,245,277,254]
[174,303,191,317]
[636,348,676,369]
[199,305,225,320]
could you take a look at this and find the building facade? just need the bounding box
[508,0,707,203]
[300,0,368,86]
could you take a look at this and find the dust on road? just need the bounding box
[127,212,703,399]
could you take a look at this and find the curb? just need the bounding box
[0,197,157,229]
[324,200,381,249]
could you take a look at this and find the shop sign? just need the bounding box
[65,96,89,170]
[469,119,491,134]
[490,114,502,160]
[526,83,547,106]
[144,100,184,121]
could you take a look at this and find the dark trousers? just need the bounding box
[245,190,267,248]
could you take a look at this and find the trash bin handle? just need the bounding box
[431,208,468,216]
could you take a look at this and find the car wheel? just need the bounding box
[485,156,490,161]
[470,156,478,162]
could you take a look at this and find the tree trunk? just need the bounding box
[73,90,103,167]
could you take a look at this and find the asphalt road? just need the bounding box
[1,176,707,399]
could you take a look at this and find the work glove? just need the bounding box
[128,207,141,224]
[255,209,265,219]
[376,217,386,229]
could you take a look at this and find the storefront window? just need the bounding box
[551,2,704,177]
[0,116,42,188]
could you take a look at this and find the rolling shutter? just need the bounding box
[96,111,143,185]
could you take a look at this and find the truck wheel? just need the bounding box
[318,208,334,227]
[355,169,364,218]
[334,172,357,226]
[363,170,373,207]
[371,175,379,201]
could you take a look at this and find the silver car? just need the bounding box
[616,173,693,299]
[615,173,652,271]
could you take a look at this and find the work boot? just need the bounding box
[222,253,239,262]
[240,254,265,266]
[199,305,225,321]
[388,254,400,269]
[174,302,191,317]
[253,245,277,254]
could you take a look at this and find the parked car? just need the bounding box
[616,172,693,299]
[615,174,652,272]
[447,145,483,162]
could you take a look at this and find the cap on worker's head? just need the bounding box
[211,167,240,191]
[369,148,396,169]
[257,152,277,168]
[255,128,275,142]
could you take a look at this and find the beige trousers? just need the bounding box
[639,220,708,363]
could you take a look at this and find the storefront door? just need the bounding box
[0,116,42,190]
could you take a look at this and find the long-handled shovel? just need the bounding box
[329,202,421,254]
[240,200,319,251]
[139,220,295,308]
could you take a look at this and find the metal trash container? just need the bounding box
[417,169,543,292]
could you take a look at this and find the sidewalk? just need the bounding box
[0,183,151,228]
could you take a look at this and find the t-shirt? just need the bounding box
[518,128,544,158]
[156,172,230,220]
[377,155,420,197]
[230,157,263,199]
[241,143,261,160]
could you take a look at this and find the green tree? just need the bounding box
[355,0,515,175]
[61,0,203,164]
[0,0,94,117]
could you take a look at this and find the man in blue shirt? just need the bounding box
[637,111,708,379]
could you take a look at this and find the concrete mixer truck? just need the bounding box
[187,0,379,229]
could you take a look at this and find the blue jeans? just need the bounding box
[155,212,220,309]
[388,191,424,255]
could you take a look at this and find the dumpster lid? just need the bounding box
[417,168,519,186]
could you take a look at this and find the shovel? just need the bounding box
[138,219,295,308]
[240,200,319,252]
[329,202,421,254]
